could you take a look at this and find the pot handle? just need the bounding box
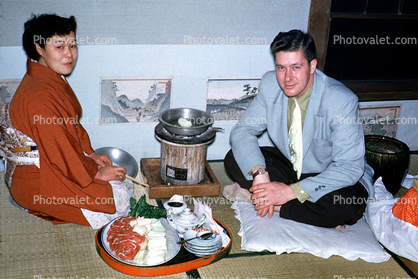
[198,213,206,226]
[166,208,173,222]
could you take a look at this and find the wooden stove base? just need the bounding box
[140,158,220,199]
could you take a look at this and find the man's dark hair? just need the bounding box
[270,29,316,63]
[22,13,77,60]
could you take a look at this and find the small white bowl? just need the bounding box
[163,194,187,214]
[163,200,187,214]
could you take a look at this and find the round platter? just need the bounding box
[102,217,180,267]
[95,217,232,277]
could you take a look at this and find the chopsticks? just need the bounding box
[125,174,149,187]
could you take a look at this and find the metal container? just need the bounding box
[95,147,138,178]
[159,108,214,136]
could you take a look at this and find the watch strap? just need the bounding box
[252,168,267,178]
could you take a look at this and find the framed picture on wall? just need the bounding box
[205,77,261,122]
[100,77,172,124]
[0,79,21,105]
[359,105,401,138]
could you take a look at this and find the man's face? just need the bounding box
[274,48,317,98]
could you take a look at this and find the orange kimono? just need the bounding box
[8,59,115,225]
[392,179,418,227]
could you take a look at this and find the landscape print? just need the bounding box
[206,78,261,121]
[0,79,21,105]
[360,106,400,137]
[100,78,171,124]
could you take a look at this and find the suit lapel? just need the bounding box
[302,71,324,158]
[273,92,291,157]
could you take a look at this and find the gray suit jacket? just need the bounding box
[230,70,374,202]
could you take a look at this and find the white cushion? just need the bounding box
[365,175,418,263]
[232,201,390,263]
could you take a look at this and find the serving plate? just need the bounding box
[95,216,233,277]
[102,217,180,266]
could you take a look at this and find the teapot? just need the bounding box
[167,208,206,237]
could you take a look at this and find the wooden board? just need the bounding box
[141,158,220,199]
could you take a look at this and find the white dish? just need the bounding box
[183,229,221,247]
[184,242,222,253]
[182,228,222,257]
[184,243,222,257]
[102,217,180,266]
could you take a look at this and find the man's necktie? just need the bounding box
[289,99,303,179]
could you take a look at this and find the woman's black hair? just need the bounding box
[270,29,316,63]
[22,13,77,60]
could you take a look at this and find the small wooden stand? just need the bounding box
[140,158,220,199]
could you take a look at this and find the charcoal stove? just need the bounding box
[155,122,219,185]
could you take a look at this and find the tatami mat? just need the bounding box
[1,157,416,279]
[409,153,418,175]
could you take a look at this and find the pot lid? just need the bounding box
[172,208,200,225]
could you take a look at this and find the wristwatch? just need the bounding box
[252,168,267,178]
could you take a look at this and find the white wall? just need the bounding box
[0,0,417,172]
[1,0,312,164]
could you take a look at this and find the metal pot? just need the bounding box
[158,108,214,136]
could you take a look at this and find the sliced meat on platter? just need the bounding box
[107,216,147,260]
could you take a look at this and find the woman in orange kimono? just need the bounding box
[5,14,127,226]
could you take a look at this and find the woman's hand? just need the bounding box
[94,165,127,182]
[89,152,112,167]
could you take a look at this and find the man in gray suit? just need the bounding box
[224,29,374,228]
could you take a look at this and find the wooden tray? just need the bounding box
[140,158,220,199]
[95,217,232,277]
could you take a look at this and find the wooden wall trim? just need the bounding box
[307,0,332,71]
[308,0,418,101]
[344,80,418,101]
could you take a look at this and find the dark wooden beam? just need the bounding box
[307,0,333,71]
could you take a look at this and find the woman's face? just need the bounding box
[36,31,78,76]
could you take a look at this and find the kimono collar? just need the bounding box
[26,59,68,86]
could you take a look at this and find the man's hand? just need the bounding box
[251,169,274,218]
[250,181,297,218]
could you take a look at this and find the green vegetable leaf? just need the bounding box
[128,195,167,218]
